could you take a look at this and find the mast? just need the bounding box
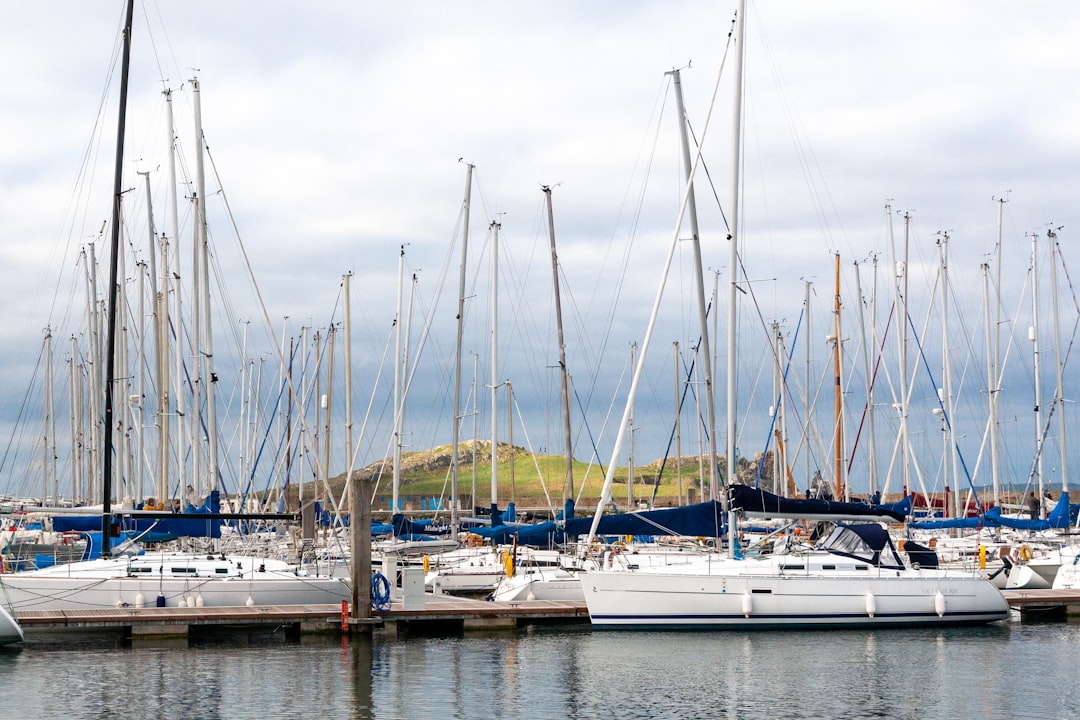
[343,273,355,509]
[490,220,500,508]
[981,260,999,506]
[43,328,55,504]
[192,76,220,499]
[939,233,959,517]
[989,197,1007,506]
[670,67,719,499]
[164,87,185,502]
[1031,232,1045,514]
[726,0,747,503]
[898,212,912,498]
[1048,228,1067,494]
[101,0,135,556]
[451,164,474,534]
[543,185,575,502]
[832,252,844,500]
[391,246,404,514]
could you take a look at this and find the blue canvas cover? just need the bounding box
[730,484,907,523]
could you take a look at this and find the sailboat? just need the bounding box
[0,2,352,615]
[580,1,1008,629]
[0,605,22,645]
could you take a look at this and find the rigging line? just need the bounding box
[1050,234,1080,372]
[239,341,300,507]
[753,307,803,489]
[570,383,609,506]
[906,313,982,512]
[511,394,557,518]
[846,305,894,474]
[649,343,700,505]
[0,339,48,476]
[689,11,738,235]
[573,346,632,509]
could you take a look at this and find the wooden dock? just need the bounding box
[14,589,1076,640]
[1001,588,1080,620]
[14,594,591,640]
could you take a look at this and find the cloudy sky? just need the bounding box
[1,1,1078,504]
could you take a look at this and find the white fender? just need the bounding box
[742,591,753,618]
[933,591,946,617]
[865,592,876,618]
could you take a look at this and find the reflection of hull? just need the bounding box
[0,605,22,644]
[0,554,352,613]
[583,554,1009,629]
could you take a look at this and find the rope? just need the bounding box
[371,572,391,611]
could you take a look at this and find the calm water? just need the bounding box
[0,616,1076,719]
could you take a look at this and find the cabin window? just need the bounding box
[750,588,772,594]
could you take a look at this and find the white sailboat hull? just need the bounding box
[0,554,352,613]
[490,568,583,602]
[0,605,22,644]
[582,555,1009,629]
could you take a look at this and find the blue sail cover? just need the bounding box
[469,501,574,547]
[730,484,907,523]
[563,500,728,538]
[391,514,452,537]
[910,492,1071,530]
[52,492,223,541]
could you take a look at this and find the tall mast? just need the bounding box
[670,67,719,499]
[343,273,355,509]
[898,212,912,497]
[43,328,55,504]
[981,260,999,506]
[451,164,474,534]
[391,246,404,514]
[1031,232,1045,514]
[543,185,575,502]
[490,220,500,507]
[101,0,135,556]
[832,253,844,499]
[989,197,1007,506]
[1049,228,1067,493]
[164,87,185,501]
[192,77,219,499]
[939,233,959,517]
[726,0,747,499]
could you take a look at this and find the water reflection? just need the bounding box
[0,621,1075,719]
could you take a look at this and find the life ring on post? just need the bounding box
[1019,544,1033,563]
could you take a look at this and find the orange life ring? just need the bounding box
[1019,544,1033,562]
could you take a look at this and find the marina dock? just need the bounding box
[14,594,590,640]
[1000,588,1080,621]
[12,589,1078,640]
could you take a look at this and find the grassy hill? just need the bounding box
[306,440,767,512]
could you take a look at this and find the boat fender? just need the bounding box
[1019,544,1033,562]
[742,592,753,618]
[865,592,876,618]
[933,591,946,617]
